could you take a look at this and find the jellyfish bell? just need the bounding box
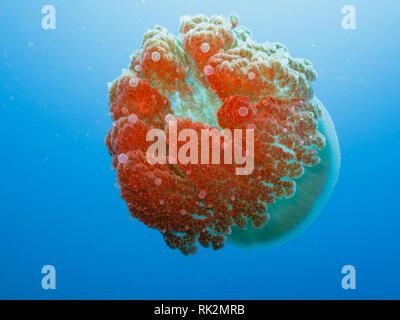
[227,97,341,250]
[106,13,341,255]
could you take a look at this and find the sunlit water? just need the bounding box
[0,0,399,299]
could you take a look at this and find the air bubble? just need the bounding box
[129,78,139,87]
[134,64,142,72]
[151,51,161,62]
[128,114,138,124]
[238,107,249,117]
[118,153,129,164]
[203,65,214,76]
[248,72,256,80]
[201,43,210,53]
[155,178,162,186]
[199,191,207,199]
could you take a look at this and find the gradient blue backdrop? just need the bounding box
[1,0,399,299]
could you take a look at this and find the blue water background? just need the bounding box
[0,0,399,299]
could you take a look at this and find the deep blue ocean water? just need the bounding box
[1,0,399,299]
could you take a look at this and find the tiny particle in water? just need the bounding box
[134,64,142,72]
[248,72,256,80]
[155,178,162,186]
[107,82,112,89]
[181,209,186,215]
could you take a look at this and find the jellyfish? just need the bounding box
[105,13,340,255]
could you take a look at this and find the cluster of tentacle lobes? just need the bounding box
[106,14,326,255]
